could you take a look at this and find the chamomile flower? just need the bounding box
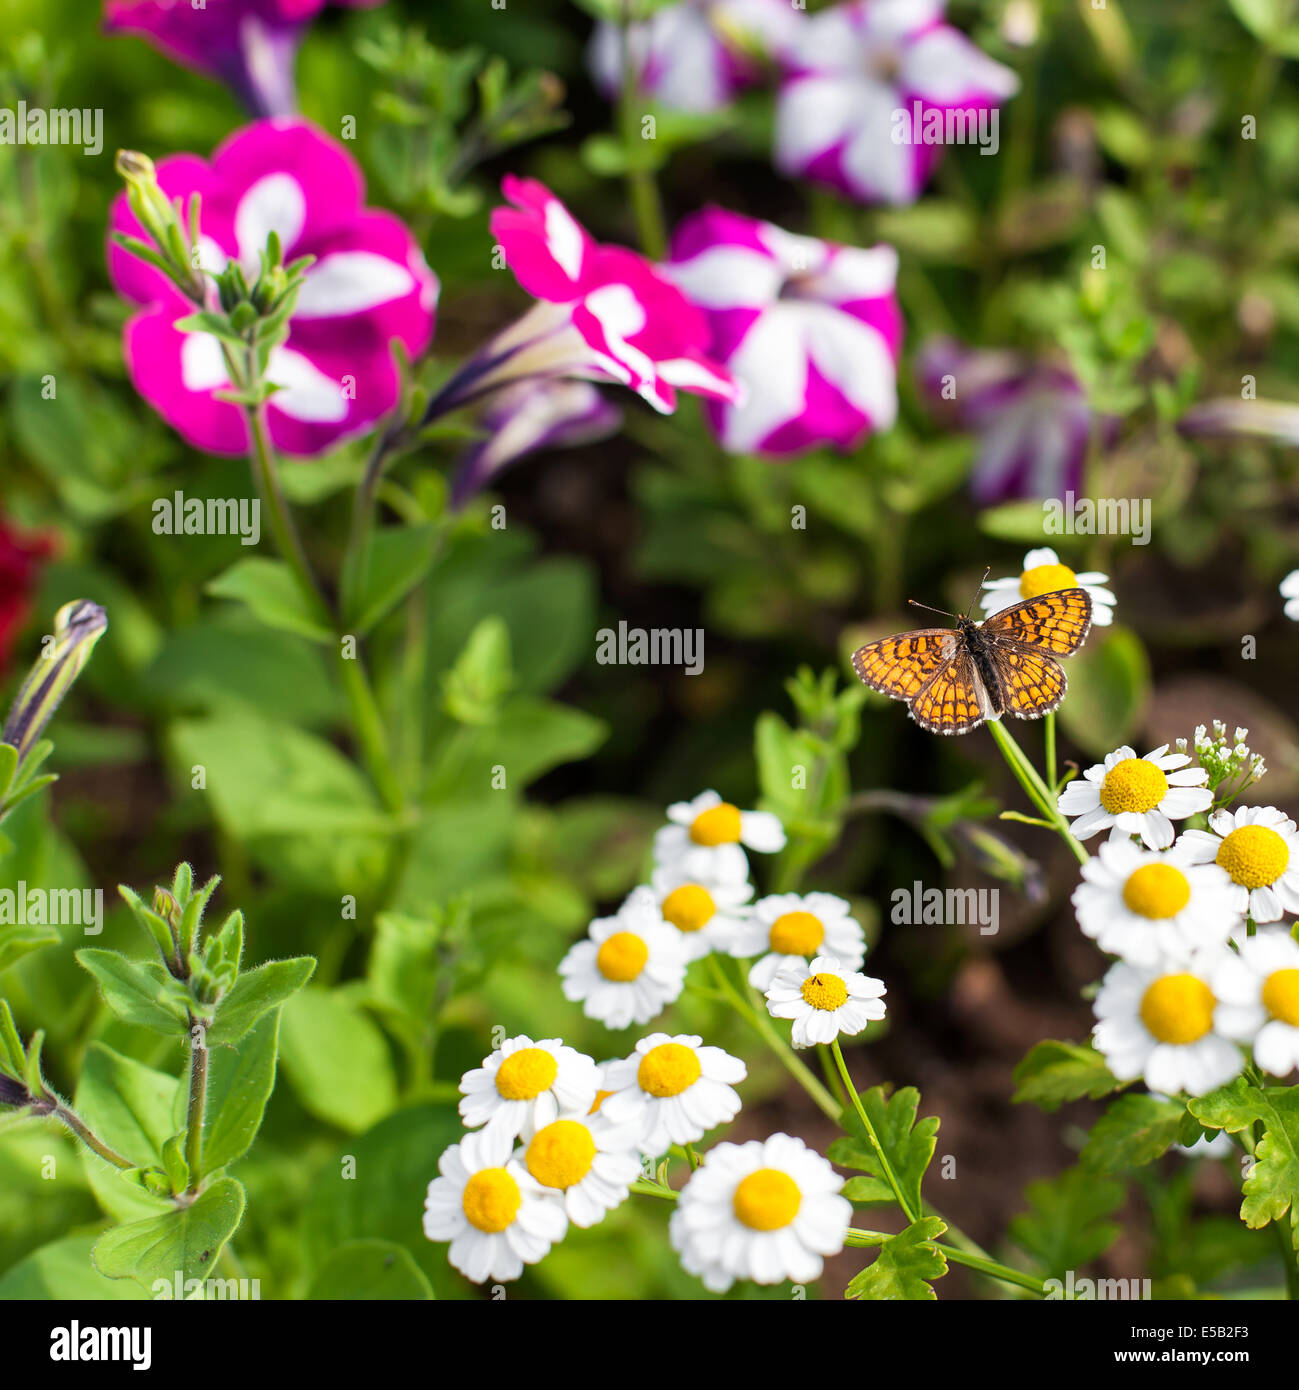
[669,1133,851,1292]
[600,1033,746,1155]
[1281,569,1299,621]
[519,1112,644,1227]
[423,1125,567,1283]
[764,955,887,1049]
[1071,838,1241,966]
[980,547,1116,625]
[649,861,753,960]
[653,790,786,881]
[1092,950,1244,1097]
[1209,928,1299,1078]
[559,887,689,1030]
[1058,744,1212,850]
[1175,806,1299,924]
[458,1036,602,1140]
[729,891,867,990]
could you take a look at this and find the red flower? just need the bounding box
[0,520,53,679]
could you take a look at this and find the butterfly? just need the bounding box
[851,579,1093,736]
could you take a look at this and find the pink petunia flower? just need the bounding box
[104,0,382,117]
[587,0,801,114]
[665,207,901,456]
[108,118,437,457]
[917,338,1103,503]
[429,176,740,420]
[774,0,1019,205]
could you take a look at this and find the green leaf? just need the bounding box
[207,956,315,1046]
[841,1175,896,1205]
[0,999,24,1077]
[0,1234,151,1299]
[442,616,513,724]
[1009,1166,1123,1278]
[279,987,398,1133]
[194,1010,281,1176]
[846,1217,948,1300]
[1081,1093,1188,1172]
[76,949,190,1034]
[1057,625,1151,758]
[93,1175,246,1290]
[1012,1040,1125,1112]
[207,558,333,643]
[345,525,441,635]
[1187,1077,1261,1134]
[0,922,60,973]
[307,1238,434,1300]
[827,1086,938,1220]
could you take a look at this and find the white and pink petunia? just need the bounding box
[588,0,801,113]
[108,118,437,457]
[104,1,382,117]
[774,0,1019,205]
[468,176,742,418]
[665,207,900,455]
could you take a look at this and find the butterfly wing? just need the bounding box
[909,648,992,735]
[995,648,1068,720]
[852,629,957,702]
[982,588,1093,656]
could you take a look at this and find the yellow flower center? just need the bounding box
[526,1120,597,1190]
[637,1042,701,1097]
[588,1089,613,1114]
[596,931,649,982]
[661,884,717,933]
[1215,825,1289,890]
[732,1168,802,1231]
[495,1047,558,1100]
[1140,974,1216,1045]
[1262,969,1299,1026]
[1019,562,1078,599]
[689,802,743,845]
[1121,863,1191,919]
[462,1167,522,1232]
[800,973,848,1011]
[1099,758,1169,815]
[768,911,824,956]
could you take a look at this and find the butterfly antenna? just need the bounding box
[907,599,956,620]
[964,567,992,620]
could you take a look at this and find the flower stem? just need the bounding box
[617,6,667,259]
[830,1037,917,1224]
[987,718,1089,866]
[52,1105,134,1171]
[707,956,841,1122]
[184,1020,208,1191]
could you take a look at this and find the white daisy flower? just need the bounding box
[669,1133,851,1292]
[652,789,786,881]
[764,955,887,1049]
[1208,928,1299,1078]
[1092,949,1245,1097]
[600,1033,746,1156]
[1058,743,1212,849]
[1281,569,1299,621]
[980,547,1117,625]
[519,1112,644,1228]
[1071,838,1241,966]
[649,861,753,960]
[423,1125,567,1283]
[728,891,866,990]
[458,1036,602,1140]
[559,887,689,1030]
[1175,805,1299,923]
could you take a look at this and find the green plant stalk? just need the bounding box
[1044,711,1058,793]
[51,1104,134,1171]
[184,1021,208,1191]
[987,719,1089,866]
[617,8,667,259]
[830,1037,917,1224]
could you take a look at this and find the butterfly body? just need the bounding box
[851,588,1093,736]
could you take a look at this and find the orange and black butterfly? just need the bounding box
[851,577,1093,736]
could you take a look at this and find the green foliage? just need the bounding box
[829,1086,939,1221]
[1009,1168,1124,1280]
[1013,1040,1126,1112]
[846,1218,949,1300]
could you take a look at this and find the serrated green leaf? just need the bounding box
[207,956,315,1045]
[1082,1093,1188,1173]
[76,949,190,1034]
[828,1085,938,1219]
[846,1217,948,1300]
[1009,1166,1124,1278]
[1194,1085,1299,1252]
[1012,1039,1125,1111]
[92,1176,246,1290]
[1187,1077,1261,1134]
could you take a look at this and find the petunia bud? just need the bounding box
[1,600,108,761]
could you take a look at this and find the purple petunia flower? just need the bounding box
[665,207,901,456]
[917,337,1101,503]
[587,0,801,114]
[108,118,437,457]
[774,0,1018,205]
[104,0,382,117]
